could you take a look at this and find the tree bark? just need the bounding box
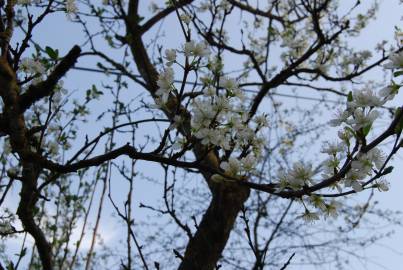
[0,59,53,269]
[178,184,249,270]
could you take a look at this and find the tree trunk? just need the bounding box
[178,184,250,270]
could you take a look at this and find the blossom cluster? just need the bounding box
[20,58,46,75]
[0,220,13,235]
[14,56,75,165]
[154,38,270,181]
[65,0,78,14]
[154,32,403,221]
[323,51,402,191]
[191,76,266,154]
[292,50,403,221]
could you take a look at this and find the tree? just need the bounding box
[0,0,402,269]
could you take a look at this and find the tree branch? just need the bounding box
[19,45,81,111]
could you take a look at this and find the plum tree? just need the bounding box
[0,1,402,270]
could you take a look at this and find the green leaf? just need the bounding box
[395,121,403,134]
[393,70,403,77]
[347,91,353,102]
[345,126,356,137]
[382,166,394,175]
[165,0,174,7]
[394,108,403,134]
[45,46,59,60]
[363,124,372,136]
[20,247,27,257]
[34,44,42,54]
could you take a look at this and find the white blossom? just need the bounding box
[347,108,379,130]
[338,129,352,142]
[234,126,254,147]
[366,148,386,170]
[191,99,216,128]
[379,85,398,101]
[348,88,384,108]
[351,159,371,177]
[254,115,269,127]
[48,141,59,156]
[198,1,211,12]
[157,67,174,90]
[309,195,327,211]
[344,164,368,192]
[170,115,184,130]
[321,157,341,177]
[0,221,13,234]
[232,87,246,101]
[219,0,231,12]
[150,97,168,109]
[219,134,232,150]
[329,109,350,127]
[220,157,241,176]
[324,201,340,217]
[173,137,187,150]
[321,141,345,156]
[214,96,231,112]
[287,162,314,187]
[219,77,238,91]
[156,67,174,102]
[194,128,224,146]
[351,181,363,192]
[203,87,216,97]
[383,51,403,69]
[183,41,210,58]
[276,169,290,192]
[299,210,319,223]
[180,13,192,24]
[240,154,256,172]
[377,179,390,191]
[227,115,244,130]
[20,58,45,75]
[66,0,78,14]
[165,49,177,66]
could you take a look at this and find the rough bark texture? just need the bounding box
[17,162,53,270]
[0,57,54,270]
[178,185,250,270]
